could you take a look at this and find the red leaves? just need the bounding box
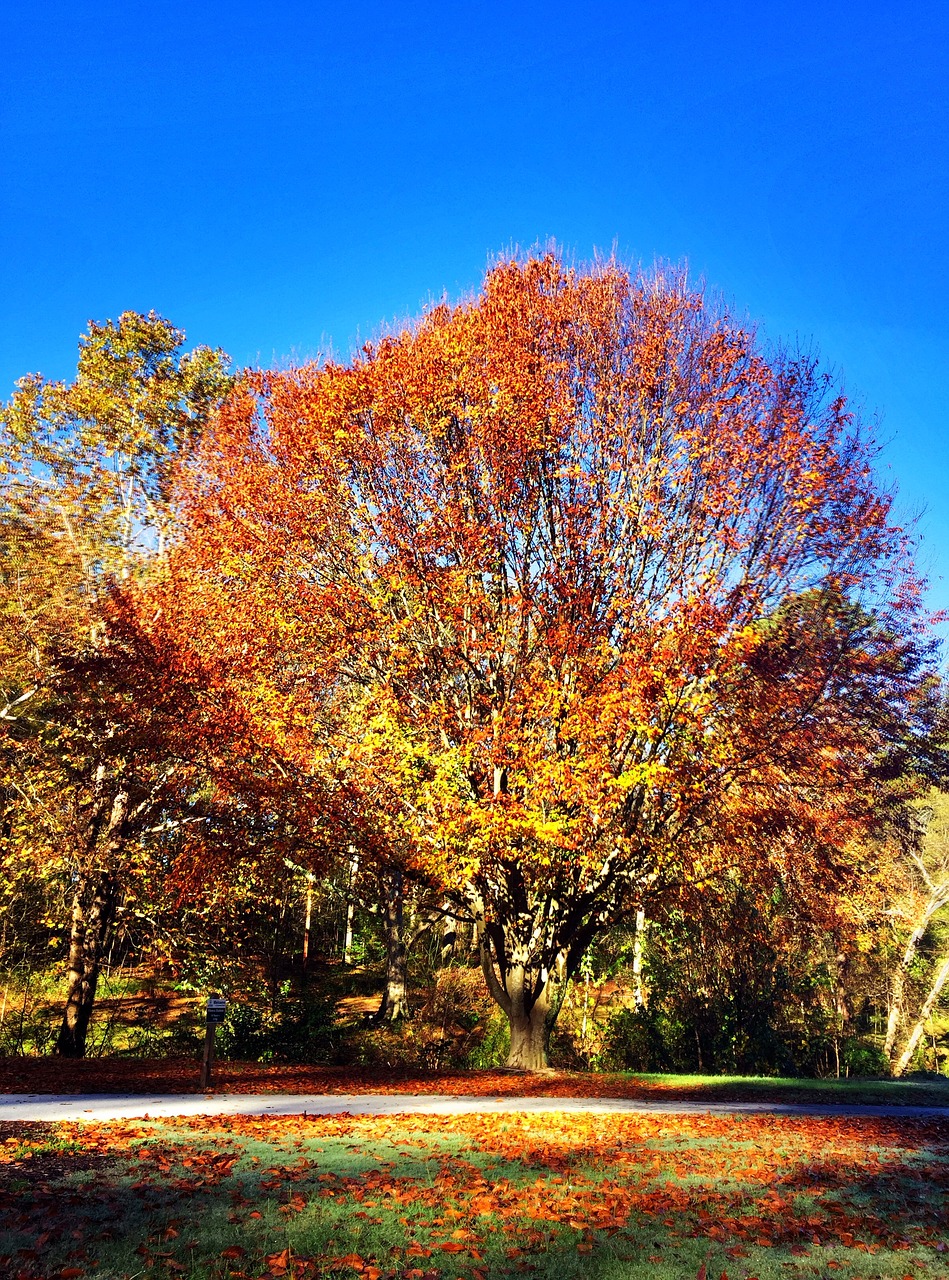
[9,1053,927,1103]
[278,1191,308,1217]
[333,1253,365,1269]
[327,1254,384,1280]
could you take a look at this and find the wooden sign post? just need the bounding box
[200,994,227,1089]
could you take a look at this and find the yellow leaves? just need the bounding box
[609,760,667,793]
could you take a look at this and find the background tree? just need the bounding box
[0,312,232,1056]
[146,255,936,1069]
[883,789,949,1074]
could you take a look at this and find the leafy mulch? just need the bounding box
[4,1058,652,1096]
[3,1057,949,1107]
[2,1110,947,1279]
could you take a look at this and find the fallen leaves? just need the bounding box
[1,1109,947,1279]
[5,1054,948,1107]
[0,1056,674,1096]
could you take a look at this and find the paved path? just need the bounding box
[3,1093,949,1122]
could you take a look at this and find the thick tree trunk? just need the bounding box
[476,934,565,1070]
[377,867,409,1021]
[471,883,591,1071]
[56,871,121,1058]
[506,1000,551,1070]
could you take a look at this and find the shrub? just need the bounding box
[341,967,501,1070]
[464,1008,510,1068]
[216,987,337,1063]
[595,1005,669,1072]
[841,1036,888,1078]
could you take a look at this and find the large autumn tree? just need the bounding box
[151,255,935,1068]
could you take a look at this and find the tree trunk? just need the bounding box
[342,847,359,965]
[476,938,564,1070]
[632,907,648,1008]
[56,871,121,1058]
[440,905,457,966]
[471,885,585,1071]
[269,887,289,1010]
[884,897,944,1062]
[377,867,409,1021]
[302,873,314,973]
[506,1001,550,1070]
[892,954,949,1078]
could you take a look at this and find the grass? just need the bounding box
[622,1072,949,1107]
[2,1109,948,1279]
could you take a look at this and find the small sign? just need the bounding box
[206,996,227,1025]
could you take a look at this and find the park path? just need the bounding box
[3,1093,949,1122]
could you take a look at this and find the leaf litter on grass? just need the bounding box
[1,1111,947,1279]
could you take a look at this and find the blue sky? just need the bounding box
[2,1,947,622]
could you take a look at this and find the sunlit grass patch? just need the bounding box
[1,1127,83,1165]
[625,1071,949,1106]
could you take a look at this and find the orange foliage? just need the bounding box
[2,1109,946,1277]
[137,254,935,1066]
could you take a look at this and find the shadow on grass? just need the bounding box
[1,1113,947,1279]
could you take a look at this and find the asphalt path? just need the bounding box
[3,1093,949,1123]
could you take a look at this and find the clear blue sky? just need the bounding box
[2,1,947,621]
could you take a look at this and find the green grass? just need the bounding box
[624,1071,949,1106]
[2,1109,948,1279]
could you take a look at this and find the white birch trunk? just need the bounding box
[892,954,949,1078]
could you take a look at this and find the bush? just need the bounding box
[340,967,503,1070]
[595,1005,669,1072]
[421,967,494,1029]
[841,1036,888,1078]
[116,1022,204,1059]
[342,1021,440,1069]
[464,1008,509,1068]
[216,986,337,1063]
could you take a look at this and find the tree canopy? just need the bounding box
[139,255,937,1067]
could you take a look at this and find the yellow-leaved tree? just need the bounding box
[0,312,232,1056]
